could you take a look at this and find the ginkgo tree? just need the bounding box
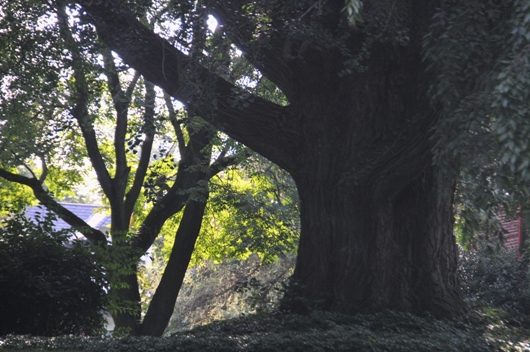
[68,0,530,321]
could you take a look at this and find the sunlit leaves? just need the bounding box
[342,0,363,27]
[195,158,299,265]
[0,177,35,217]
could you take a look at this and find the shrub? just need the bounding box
[0,210,108,336]
[458,241,530,314]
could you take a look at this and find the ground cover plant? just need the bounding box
[0,308,529,352]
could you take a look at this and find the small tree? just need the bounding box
[0,211,107,336]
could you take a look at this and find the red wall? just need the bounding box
[497,210,520,249]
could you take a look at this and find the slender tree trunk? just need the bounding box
[112,270,142,335]
[139,195,209,336]
[136,127,213,336]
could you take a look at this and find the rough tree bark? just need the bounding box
[76,0,466,318]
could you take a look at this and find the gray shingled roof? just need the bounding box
[25,203,111,233]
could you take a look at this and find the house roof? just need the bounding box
[25,203,111,233]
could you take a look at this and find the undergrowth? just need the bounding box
[1,308,529,351]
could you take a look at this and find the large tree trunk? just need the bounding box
[287,162,464,317]
[277,2,464,316]
[280,60,465,316]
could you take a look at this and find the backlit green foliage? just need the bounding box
[196,158,299,265]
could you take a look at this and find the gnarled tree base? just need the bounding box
[283,165,465,319]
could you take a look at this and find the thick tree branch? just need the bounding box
[124,80,156,218]
[207,2,295,99]
[101,48,131,206]
[101,47,126,109]
[126,72,141,102]
[130,143,242,255]
[132,183,189,254]
[56,4,114,199]
[37,154,48,183]
[0,168,108,245]
[164,92,187,159]
[131,126,213,254]
[77,0,296,171]
[209,149,251,177]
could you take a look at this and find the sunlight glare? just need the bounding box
[207,15,217,32]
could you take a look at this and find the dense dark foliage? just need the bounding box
[0,211,107,336]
